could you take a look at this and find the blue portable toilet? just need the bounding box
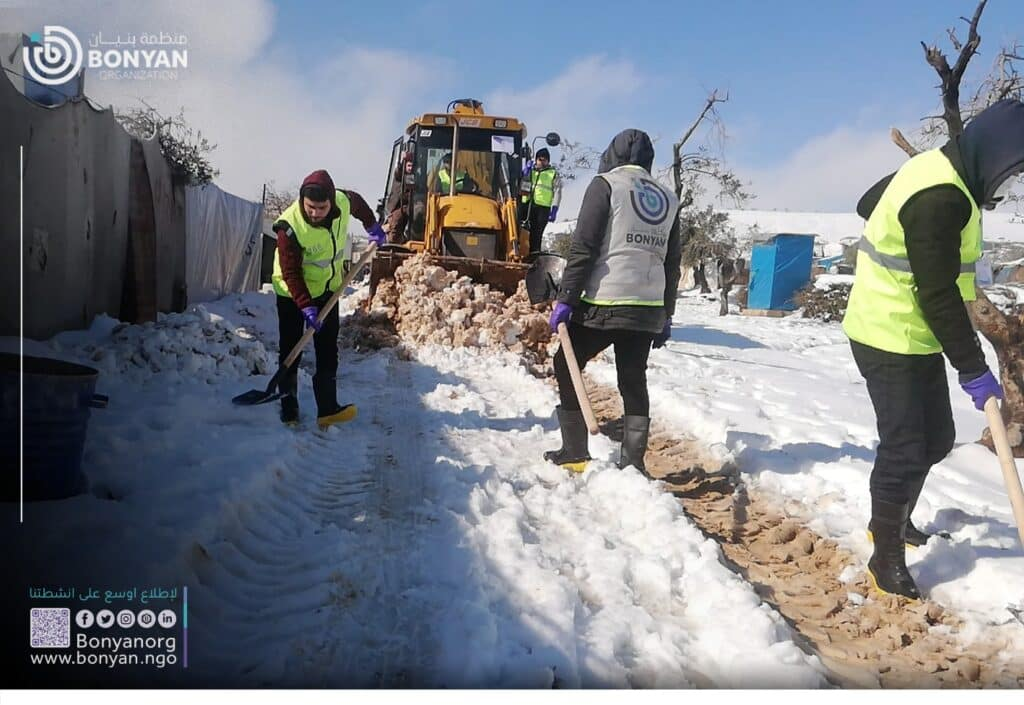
[747,234,816,311]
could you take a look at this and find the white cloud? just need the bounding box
[486,55,647,148]
[737,126,909,212]
[485,55,648,218]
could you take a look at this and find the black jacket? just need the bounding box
[557,129,682,335]
[855,99,1024,378]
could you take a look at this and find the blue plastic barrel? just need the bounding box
[1,353,106,502]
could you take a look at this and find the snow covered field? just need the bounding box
[6,274,1024,687]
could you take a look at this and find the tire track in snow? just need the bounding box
[181,354,421,686]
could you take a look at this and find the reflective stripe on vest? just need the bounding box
[842,148,981,355]
[271,191,351,299]
[857,235,976,274]
[580,165,679,307]
[522,167,556,206]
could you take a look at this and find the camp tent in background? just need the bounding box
[747,233,816,312]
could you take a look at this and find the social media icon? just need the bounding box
[117,609,135,628]
[137,610,156,629]
[96,609,115,629]
[75,610,94,629]
[157,609,177,628]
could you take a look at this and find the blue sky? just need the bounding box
[274,0,1024,169]
[10,0,1023,212]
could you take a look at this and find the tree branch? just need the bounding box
[672,89,728,198]
[890,127,920,157]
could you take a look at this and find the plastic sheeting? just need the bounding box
[185,184,264,303]
[748,234,815,310]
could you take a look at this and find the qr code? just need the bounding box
[30,608,70,648]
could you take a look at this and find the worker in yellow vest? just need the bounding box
[843,99,1024,600]
[434,153,476,194]
[520,147,563,253]
[272,169,386,428]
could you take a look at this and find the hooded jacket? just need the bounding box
[273,170,378,309]
[557,129,682,334]
[853,99,1024,378]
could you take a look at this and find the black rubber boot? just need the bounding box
[544,406,591,471]
[280,371,299,425]
[905,474,952,545]
[618,415,651,473]
[867,497,921,600]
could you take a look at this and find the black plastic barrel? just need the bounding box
[1,352,107,502]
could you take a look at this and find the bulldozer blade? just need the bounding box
[371,249,530,297]
[525,253,566,304]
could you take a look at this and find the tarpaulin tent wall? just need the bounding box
[0,61,186,339]
[747,234,816,311]
[184,184,263,303]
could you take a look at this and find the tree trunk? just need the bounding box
[695,263,711,294]
[968,289,1024,457]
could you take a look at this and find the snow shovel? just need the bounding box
[232,243,377,406]
[525,254,599,436]
[984,396,1024,547]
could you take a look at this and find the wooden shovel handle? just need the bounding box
[282,243,377,370]
[557,322,599,435]
[985,396,1024,548]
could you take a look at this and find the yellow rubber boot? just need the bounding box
[317,404,358,430]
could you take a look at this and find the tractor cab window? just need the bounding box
[408,126,523,239]
[414,127,522,198]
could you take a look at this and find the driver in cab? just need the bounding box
[433,153,478,194]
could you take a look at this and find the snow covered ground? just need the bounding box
[588,291,1024,651]
[6,287,823,687]
[6,276,1024,687]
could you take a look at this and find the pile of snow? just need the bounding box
[353,254,555,375]
[53,307,273,385]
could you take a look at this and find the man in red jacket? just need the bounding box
[271,169,386,427]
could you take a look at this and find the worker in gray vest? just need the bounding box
[545,129,682,473]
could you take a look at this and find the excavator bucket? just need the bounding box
[524,253,566,304]
[369,247,530,298]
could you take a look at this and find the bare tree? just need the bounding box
[662,90,751,293]
[553,139,601,182]
[892,0,1024,455]
[262,182,296,220]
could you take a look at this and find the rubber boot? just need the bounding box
[867,497,921,600]
[618,415,651,474]
[868,476,950,547]
[311,372,358,429]
[280,370,299,426]
[317,404,357,430]
[544,406,591,473]
[905,474,951,546]
[313,372,339,418]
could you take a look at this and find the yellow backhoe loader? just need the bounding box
[372,98,561,296]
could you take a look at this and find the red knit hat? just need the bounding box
[300,169,335,202]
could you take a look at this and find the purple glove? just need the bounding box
[960,369,1003,411]
[549,302,572,333]
[301,306,322,332]
[548,205,559,223]
[522,159,534,177]
[652,318,672,349]
[367,222,387,247]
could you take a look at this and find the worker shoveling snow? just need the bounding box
[342,253,555,376]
